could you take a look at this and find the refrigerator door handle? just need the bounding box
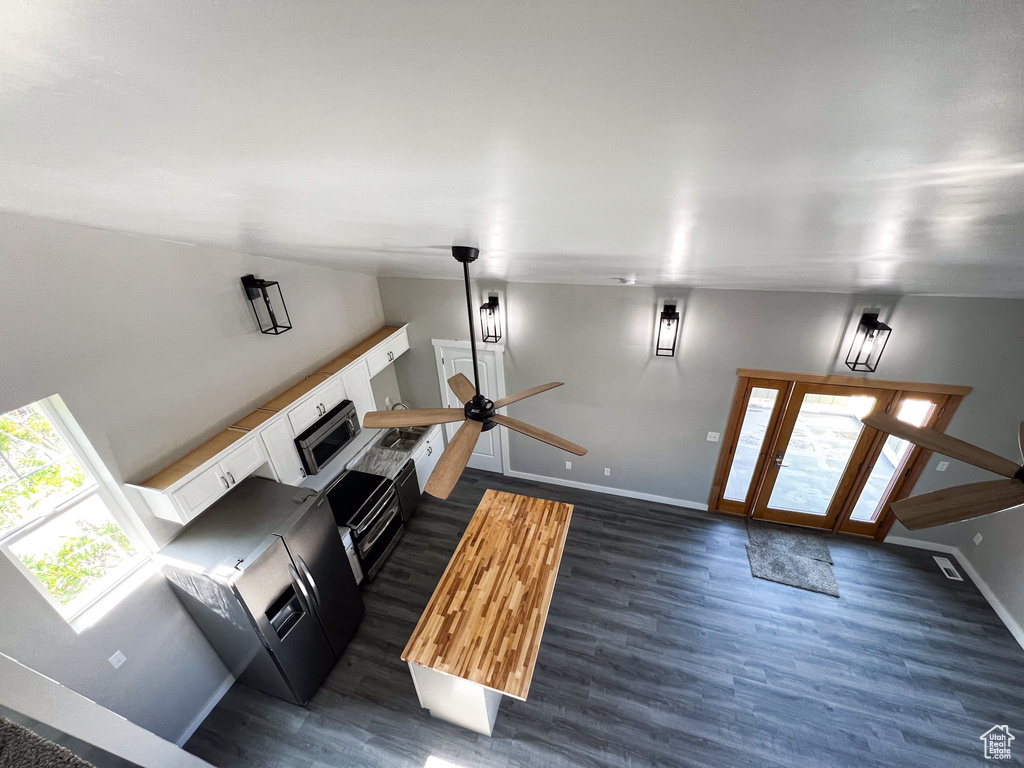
[287,564,313,615]
[297,556,321,611]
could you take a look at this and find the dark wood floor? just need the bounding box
[186,470,1024,768]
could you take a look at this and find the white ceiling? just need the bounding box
[2,1,1024,294]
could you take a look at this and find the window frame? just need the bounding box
[0,396,151,626]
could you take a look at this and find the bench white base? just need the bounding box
[407,662,504,736]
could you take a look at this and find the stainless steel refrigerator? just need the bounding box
[158,477,364,705]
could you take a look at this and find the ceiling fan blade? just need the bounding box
[447,373,477,404]
[424,419,483,499]
[493,382,564,410]
[490,414,587,456]
[363,409,466,428]
[861,412,1021,479]
[890,479,1024,530]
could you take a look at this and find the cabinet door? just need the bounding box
[288,393,325,435]
[220,436,268,487]
[365,344,391,377]
[262,417,306,486]
[413,427,443,494]
[388,327,410,361]
[340,359,376,428]
[172,465,230,522]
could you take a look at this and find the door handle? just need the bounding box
[288,564,313,615]
[774,450,785,468]
[297,556,321,610]
[218,474,230,488]
[427,446,432,456]
[320,402,326,414]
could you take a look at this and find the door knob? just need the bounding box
[774,450,785,468]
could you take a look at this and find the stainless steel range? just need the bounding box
[325,470,403,581]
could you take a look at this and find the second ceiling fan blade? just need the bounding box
[490,414,587,456]
[494,382,563,409]
[424,419,483,499]
[862,412,1021,479]
[363,409,466,428]
[447,373,477,404]
[890,479,1024,530]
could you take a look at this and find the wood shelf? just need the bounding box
[402,489,574,700]
[261,373,331,412]
[316,353,359,376]
[231,408,277,431]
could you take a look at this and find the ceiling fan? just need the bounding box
[362,246,587,499]
[861,412,1024,530]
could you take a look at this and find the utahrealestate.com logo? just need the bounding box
[980,725,1015,760]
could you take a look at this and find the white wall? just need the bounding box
[379,278,1024,627]
[0,211,386,742]
[0,652,212,768]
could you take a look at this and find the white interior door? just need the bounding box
[433,340,506,474]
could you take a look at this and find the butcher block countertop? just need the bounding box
[402,489,574,700]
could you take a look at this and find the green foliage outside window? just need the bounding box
[1,403,137,607]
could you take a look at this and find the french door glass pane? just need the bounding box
[849,399,936,522]
[768,394,876,515]
[723,387,779,502]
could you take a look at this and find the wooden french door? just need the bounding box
[709,371,968,538]
[751,383,895,529]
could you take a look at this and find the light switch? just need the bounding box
[974,533,983,546]
[565,461,572,470]
[603,468,611,476]
[936,461,949,472]
[108,650,127,669]
[707,432,720,443]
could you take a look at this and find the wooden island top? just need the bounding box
[402,489,574,701]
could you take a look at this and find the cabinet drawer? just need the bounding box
[172,465,229,521]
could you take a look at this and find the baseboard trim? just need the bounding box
[885,536,1024,653]
[504,469,708,512]
[176,674,234,747]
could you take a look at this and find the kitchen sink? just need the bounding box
[379,426,428,451]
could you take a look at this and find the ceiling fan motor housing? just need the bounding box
[465,394,498,430]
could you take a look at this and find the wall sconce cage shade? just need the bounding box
[656,303,681,357]
[479,295,502,343]
[241,274,292,335]
[845,312,891,372]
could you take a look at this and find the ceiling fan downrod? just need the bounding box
[452,246,498,432]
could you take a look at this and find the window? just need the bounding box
[0,397,145,623]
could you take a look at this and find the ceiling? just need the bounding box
[2,1,1024,294]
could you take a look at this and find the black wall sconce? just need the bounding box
[655,302,681,357]
[845,312,891,372]
[241,274,292,335]
[480,294,502,343]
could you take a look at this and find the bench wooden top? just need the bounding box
[401,489,574,700]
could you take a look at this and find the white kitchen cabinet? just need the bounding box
[340,358,376,428]
[287,376,346,435]
[261,415,307,486]
[164,435,268,523]
[410,425,444,494]
[366,326,410,377]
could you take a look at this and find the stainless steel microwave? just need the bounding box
[294,400,360,475]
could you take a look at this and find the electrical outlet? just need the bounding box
[385,396,392,408]
[936,461,949,472]
[565,461,572,470]
[706,431,720,443]
[108,650,127,669]
[604,467,611,476]
[974,533,983,546]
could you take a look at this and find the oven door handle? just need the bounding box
[351,489,397,536]
[360,504,399,553]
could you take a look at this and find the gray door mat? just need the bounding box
[746,518,833,564]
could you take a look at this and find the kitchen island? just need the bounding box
[402,489,574,735]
